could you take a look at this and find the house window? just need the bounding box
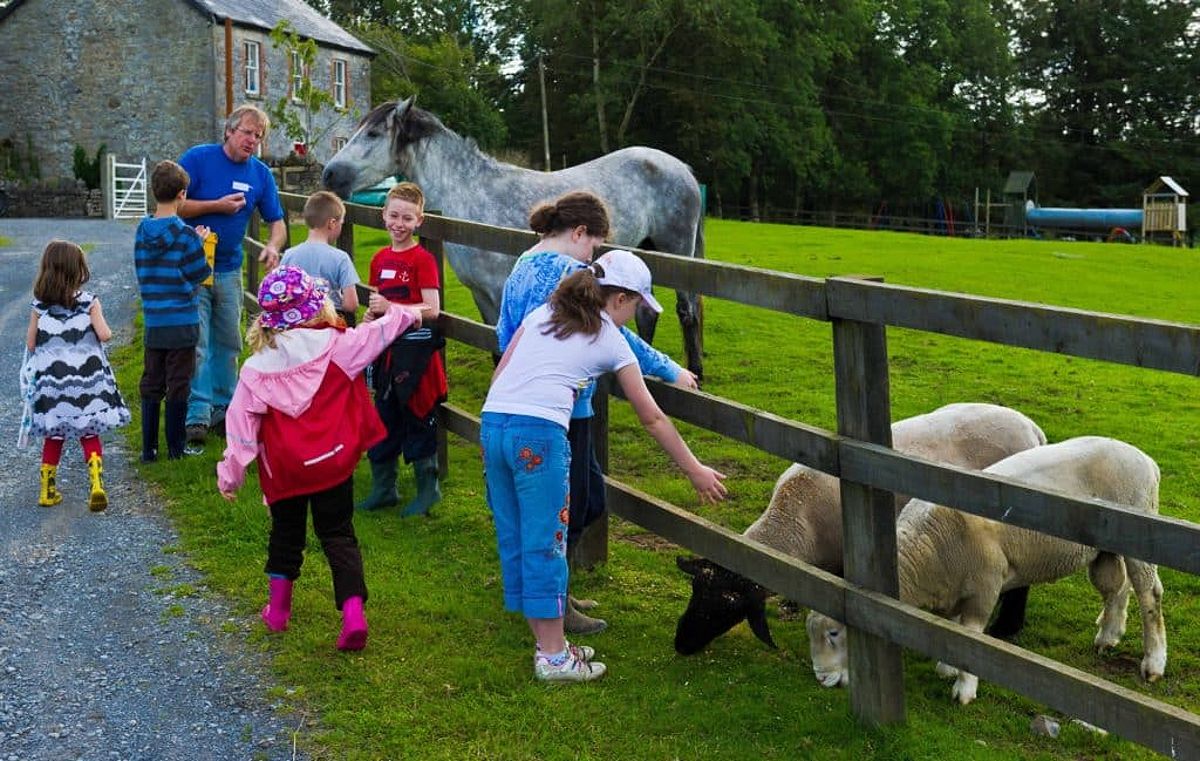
[243,41,261,96]
[290,51,305,103]
[332,136,348,152]
[332,59,347,109]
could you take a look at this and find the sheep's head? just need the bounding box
[805,610,849,687]
[674,555,776,655]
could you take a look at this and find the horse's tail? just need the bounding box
[693,216,705,261]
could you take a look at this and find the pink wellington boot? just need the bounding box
[261,576,293,632]
[336,596,368,651]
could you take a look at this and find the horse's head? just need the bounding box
[322,97,442,199]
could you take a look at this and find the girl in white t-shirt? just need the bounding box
[481,249,727,683]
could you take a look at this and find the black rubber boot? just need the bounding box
[164,400,196,459]
[140,399,160,462]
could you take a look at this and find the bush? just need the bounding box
[0,134,41,182]
[73,144,106,190]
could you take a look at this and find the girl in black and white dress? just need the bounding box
[23,240,129,511]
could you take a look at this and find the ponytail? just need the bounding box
[542,262,623,340]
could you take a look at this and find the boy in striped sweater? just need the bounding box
[134,160,213,461]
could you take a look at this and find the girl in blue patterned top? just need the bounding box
[23,240,130,511]
[495,191,699,634]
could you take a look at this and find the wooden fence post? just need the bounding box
[246,212,261,294]
[421,215,450,477]
[337,213,355,263]
[573,375,610,569]
[830,275,905,726]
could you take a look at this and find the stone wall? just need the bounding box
[0,0,216,182]
[0,179,104,218]
[272,162,326,195]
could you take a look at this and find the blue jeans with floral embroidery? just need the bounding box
[481,412,570,620]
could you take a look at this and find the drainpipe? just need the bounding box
[224,18,234,116]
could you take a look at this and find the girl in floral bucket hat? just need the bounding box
[257,264,329,330]
[217,265,423,651]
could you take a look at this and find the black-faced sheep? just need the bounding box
[674,402,1047,657]
[806,435,1166,704]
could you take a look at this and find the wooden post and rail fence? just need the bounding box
[239,192,1200,758]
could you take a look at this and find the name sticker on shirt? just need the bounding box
[380,269,397,279]
[231,181,251,192]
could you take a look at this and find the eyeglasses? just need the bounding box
[233,126,264,142]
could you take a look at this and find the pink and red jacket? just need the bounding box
[217,304,420,503]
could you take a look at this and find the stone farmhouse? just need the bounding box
[0,0,373,181]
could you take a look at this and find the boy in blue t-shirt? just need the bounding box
[133,160,212,461]
[281,190,361,325]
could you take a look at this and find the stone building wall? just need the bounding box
[0,0,215,181]
[0,0,371,182]
[213,25,372,165]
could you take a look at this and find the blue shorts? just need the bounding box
[480,412,570,619]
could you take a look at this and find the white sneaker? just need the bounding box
[534,646,606,683]
[533,641,593,666]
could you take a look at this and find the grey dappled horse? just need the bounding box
[322,97,705,377]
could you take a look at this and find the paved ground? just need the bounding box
[0,219,304,760]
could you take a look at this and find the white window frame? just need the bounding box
[290,51,305,103]
[332,58,347,109]
[332,135,348,152]
[243,41,260,96]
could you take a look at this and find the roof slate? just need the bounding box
[187,0,373,55]
[1,0,373,54]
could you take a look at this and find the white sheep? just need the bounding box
[675,402,1047,656]
[806,435,1167,704]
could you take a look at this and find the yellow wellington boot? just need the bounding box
[87,453,108,512]
[38,464,63,507]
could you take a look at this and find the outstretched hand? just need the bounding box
[688,465,728,504]
[672,369,699,390]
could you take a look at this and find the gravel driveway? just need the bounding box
[0,219,304,760]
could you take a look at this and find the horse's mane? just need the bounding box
[359,101,394,129]
[367,101,500,169]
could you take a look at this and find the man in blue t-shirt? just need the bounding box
[178,104,286,443]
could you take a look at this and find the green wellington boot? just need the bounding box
[356,458,400,511]
[400,456,441,517]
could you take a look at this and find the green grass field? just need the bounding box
[114,219,1200,760]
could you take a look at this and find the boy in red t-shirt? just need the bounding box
[358,182,448,515]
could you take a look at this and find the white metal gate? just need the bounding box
[105,154,147,219]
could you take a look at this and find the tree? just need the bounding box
[267,20,345,158]
[1005,0,1200,205]
[354,23,509,152]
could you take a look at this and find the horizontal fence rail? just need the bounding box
[256,191,1200,756]
[840,441,1200,575]
[826,277,1200,376]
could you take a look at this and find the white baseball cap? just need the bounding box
[593,249,663,313]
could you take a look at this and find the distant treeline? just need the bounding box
[315,0,1199,218]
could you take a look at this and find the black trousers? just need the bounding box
[368,406,438,464]
[265,477,367,610]
[139,347,196,403]
[567,417,606,553]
